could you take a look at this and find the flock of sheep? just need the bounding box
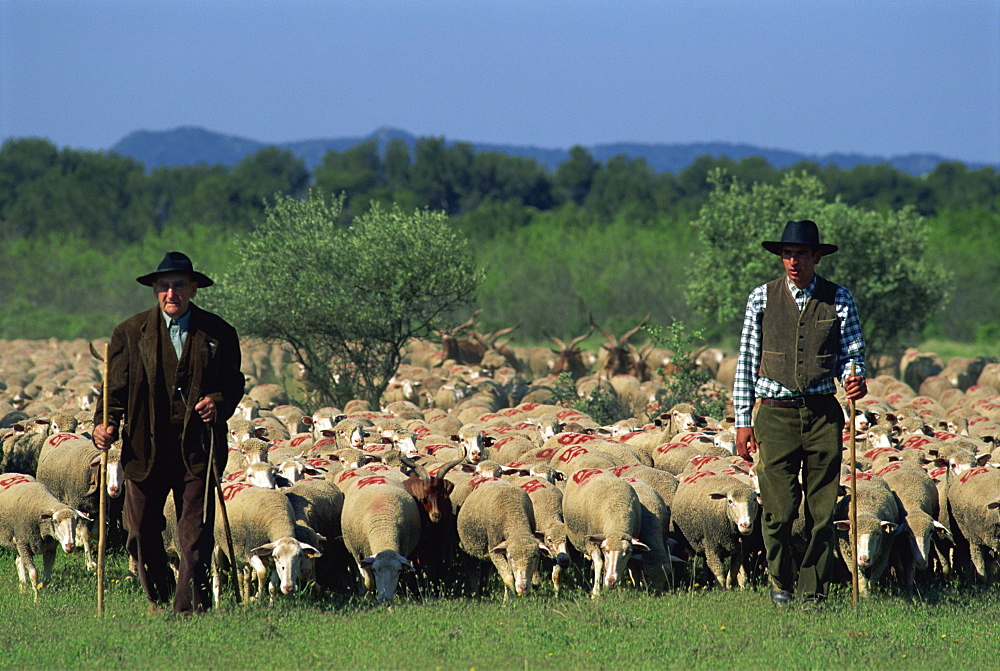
[1,334,999,607]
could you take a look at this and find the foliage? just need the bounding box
[924,206,1000,343]
[646,320,727,419]
[0,225,236,340]
[1,136,998,348]
[687,170,951,362]
[549,372,579,406]
[473,208,695,340]
[206,193,484,408]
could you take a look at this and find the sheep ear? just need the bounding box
[630,538,651,552]
[708,492,727,500]
[360,556,375,569]
[537,543,553,558]
[251,542,277,557]
[299,542,322,558]
[75,509,92,522]
[490,541,509,557]
[834,520,851,531]
[986,500,1000,510]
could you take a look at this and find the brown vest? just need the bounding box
[758,276,840,392]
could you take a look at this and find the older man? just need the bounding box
[733,220,867,607]
[93,252,244,615]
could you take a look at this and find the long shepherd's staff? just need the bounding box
[848,361,860,607]
[203,421,241,605]
[96,342,109,616]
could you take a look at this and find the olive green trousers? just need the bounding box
[754,394,844,598]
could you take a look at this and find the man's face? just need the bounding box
[781,245,822,288]
[154,273,197,319]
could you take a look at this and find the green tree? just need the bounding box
[687,170,951,363]
[206,194,484,408]
[555,145,599,205]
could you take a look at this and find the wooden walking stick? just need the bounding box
[203,422,241,605]
[848,361,860,608]
[97,342,109,616]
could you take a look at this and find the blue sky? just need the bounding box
[2,0,999,165]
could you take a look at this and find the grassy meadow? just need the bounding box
[1,549,997,670]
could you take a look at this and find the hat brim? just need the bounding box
[136,270,214,287]
[762,241,838,256]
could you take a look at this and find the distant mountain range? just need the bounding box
[109,126,993,176]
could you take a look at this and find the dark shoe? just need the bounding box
[770,588,794,606]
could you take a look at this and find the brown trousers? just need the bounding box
[124,431,216,614]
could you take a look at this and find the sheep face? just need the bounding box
[244,462,278,489]
[907,516,952,571]
[834,516,897,595]
[491,537,547,597]
[44,508,81,554]
[251,537,319,596]
[359,550,411,604]
[709,489,760,536]
[586,534,648,589]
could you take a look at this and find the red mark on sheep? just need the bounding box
[959,467,991,485]
[0,474,31,490]
[571,468,603,486]
[47,433,78,448]
[558,446,590,463]
[519,479,546,494]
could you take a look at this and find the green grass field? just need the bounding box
[1,549,997,670]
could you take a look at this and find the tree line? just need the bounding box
[0,135,997,351]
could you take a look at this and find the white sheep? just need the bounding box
[562,468,649,597]
[457,477,550,600]
[833,473,903,596]
[507,474,571,592]
[340,473,421,604]
[621,476,675,591]
[670,472,760,589]
[0,473,87,599]
[945,465,1000,585]
[35,434,125,569]
[211,482,321,603]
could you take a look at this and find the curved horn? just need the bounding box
[434,458,465,482]
[589,313,616,344]
[619,313,651,344]
[399,454,426,479]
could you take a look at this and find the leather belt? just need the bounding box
[760,397,807,408]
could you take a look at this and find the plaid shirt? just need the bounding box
[734,274,866,428]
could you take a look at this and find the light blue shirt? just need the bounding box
[162,309,191,359]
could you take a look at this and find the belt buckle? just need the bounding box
[791,396,805,408]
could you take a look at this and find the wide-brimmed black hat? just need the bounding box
[136,251,214,287]
[761,220,838,256]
